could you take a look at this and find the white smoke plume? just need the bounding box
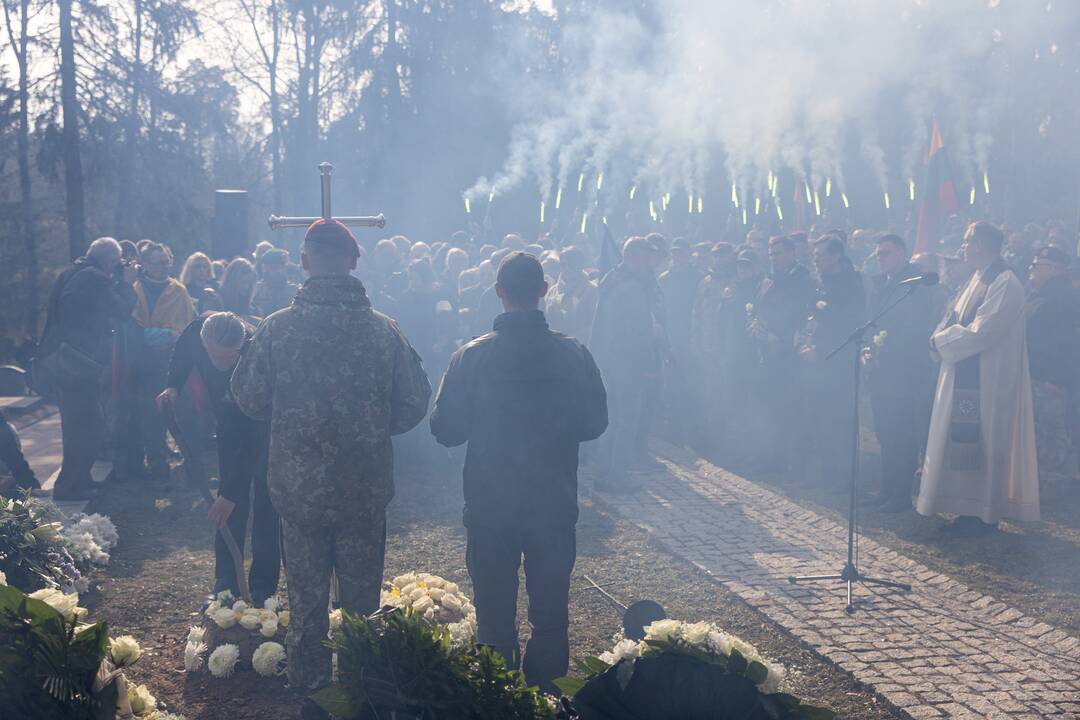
[469,0,1072,207]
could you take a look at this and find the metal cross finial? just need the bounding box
[268,162,386,231]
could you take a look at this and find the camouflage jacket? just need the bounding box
[231,274,431,526]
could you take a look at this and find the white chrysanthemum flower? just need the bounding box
[263,597,279,612]
[329,609,342,631]
[0,569,6,585]
[598,638,641,665]
[68,513,119,550]
[147,712,187,720]
[186,626,206,645]
[184,641,208,672]
[65,531,110,565]
[127,683,157,715]
[278,610,290,628]
[260,619,278,638]
[239,613,261,631]
[252,641,287,677]
[208,644,240,678]
[212,608,237,629]
[110,635,142,667]
[204,600,221,617]
[643,619,682,643]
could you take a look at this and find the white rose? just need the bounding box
[216,590,234,605]
[329,609,342,631]
[278,610,290,628]
[643,619,682,644]
[232,600,248,612]
[207,644,240,678]
[252,641,286,677]
[444,582,459,595]
[212,608,237,629]
[204,601,221,617]
[599,638,641,665]
[127,683,157,715]
[263,597,279,612]
[412,595,434,613]
[239,613,261,631]
[680,621,712,647]
[110,635,142,667]
[260,619,278,637]
[29,588,86,623]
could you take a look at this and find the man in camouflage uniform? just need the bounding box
[231,219,431,705]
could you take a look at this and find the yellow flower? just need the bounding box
[390,586,401,598]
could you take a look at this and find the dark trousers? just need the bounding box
[56,380,104,491]
[213,419,280,604]
[872,390,923,504]
[466,524,576,694]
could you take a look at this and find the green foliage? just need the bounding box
[0,585,113,720]
[313,607,554,720]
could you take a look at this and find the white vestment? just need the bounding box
[916,264,1040,523]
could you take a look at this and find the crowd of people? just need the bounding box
[4,210,1078,717]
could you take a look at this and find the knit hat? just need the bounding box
[304,219,359,256]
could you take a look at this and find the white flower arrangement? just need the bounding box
[28,587,87,623]
[207,644,240,678]
[184,641,208,672]
[379,572,477,643]
[127,683,157,716]
[110,635,142,667]
[593,619,786,694]
[252,641,287,677]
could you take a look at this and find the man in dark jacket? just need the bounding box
[158,312,279,604]
[1025,245,1080,491]
[868,234,939,512]
[749,235,817,472]
[38,237,137,500]
[430,252,608,693]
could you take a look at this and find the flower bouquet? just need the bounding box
[194,591,288,678]
[313,606,555,720]
[375,572,476,644]
[555,619,834,720]
[0,583,181,719]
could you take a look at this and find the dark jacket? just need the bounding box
[868,262,939,400]
[166,314,268,502]
[755,263,817,365]
[40,258,136,364]
[1026,275,1080,390]
[430,310,608,529]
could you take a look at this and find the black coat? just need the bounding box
[1026,275,1080,390]
[430,310,608,529]
[868,262,939,401]
[40,259,136,364]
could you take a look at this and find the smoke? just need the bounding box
[469,0,1074,210]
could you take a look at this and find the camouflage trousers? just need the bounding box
[1033,381,1074,489]
[281,513,387,692]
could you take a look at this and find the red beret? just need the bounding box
[304,219,359,255]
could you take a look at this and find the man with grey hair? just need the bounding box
[37,237,137,501]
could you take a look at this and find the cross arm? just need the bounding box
[268,214,386,230]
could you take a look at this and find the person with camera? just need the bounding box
[37,237,137,501]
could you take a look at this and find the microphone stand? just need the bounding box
[787,282,928,613]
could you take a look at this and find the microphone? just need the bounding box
[898,271,939,287]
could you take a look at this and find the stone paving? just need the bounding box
[592,442,1080,719]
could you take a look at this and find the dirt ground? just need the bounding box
[76,448,900,720]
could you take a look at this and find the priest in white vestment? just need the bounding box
[917,221,1040,527]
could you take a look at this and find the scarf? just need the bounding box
[945,259,1008,471]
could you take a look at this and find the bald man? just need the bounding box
[37,237,137,500]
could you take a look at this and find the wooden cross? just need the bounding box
[268,162,386,231]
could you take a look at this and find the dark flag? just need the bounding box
[914,118,960,254]
[597,219,621,275]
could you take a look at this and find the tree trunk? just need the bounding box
[269,0,282,211]
[114,0,143,237]
[59,0,86,260]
